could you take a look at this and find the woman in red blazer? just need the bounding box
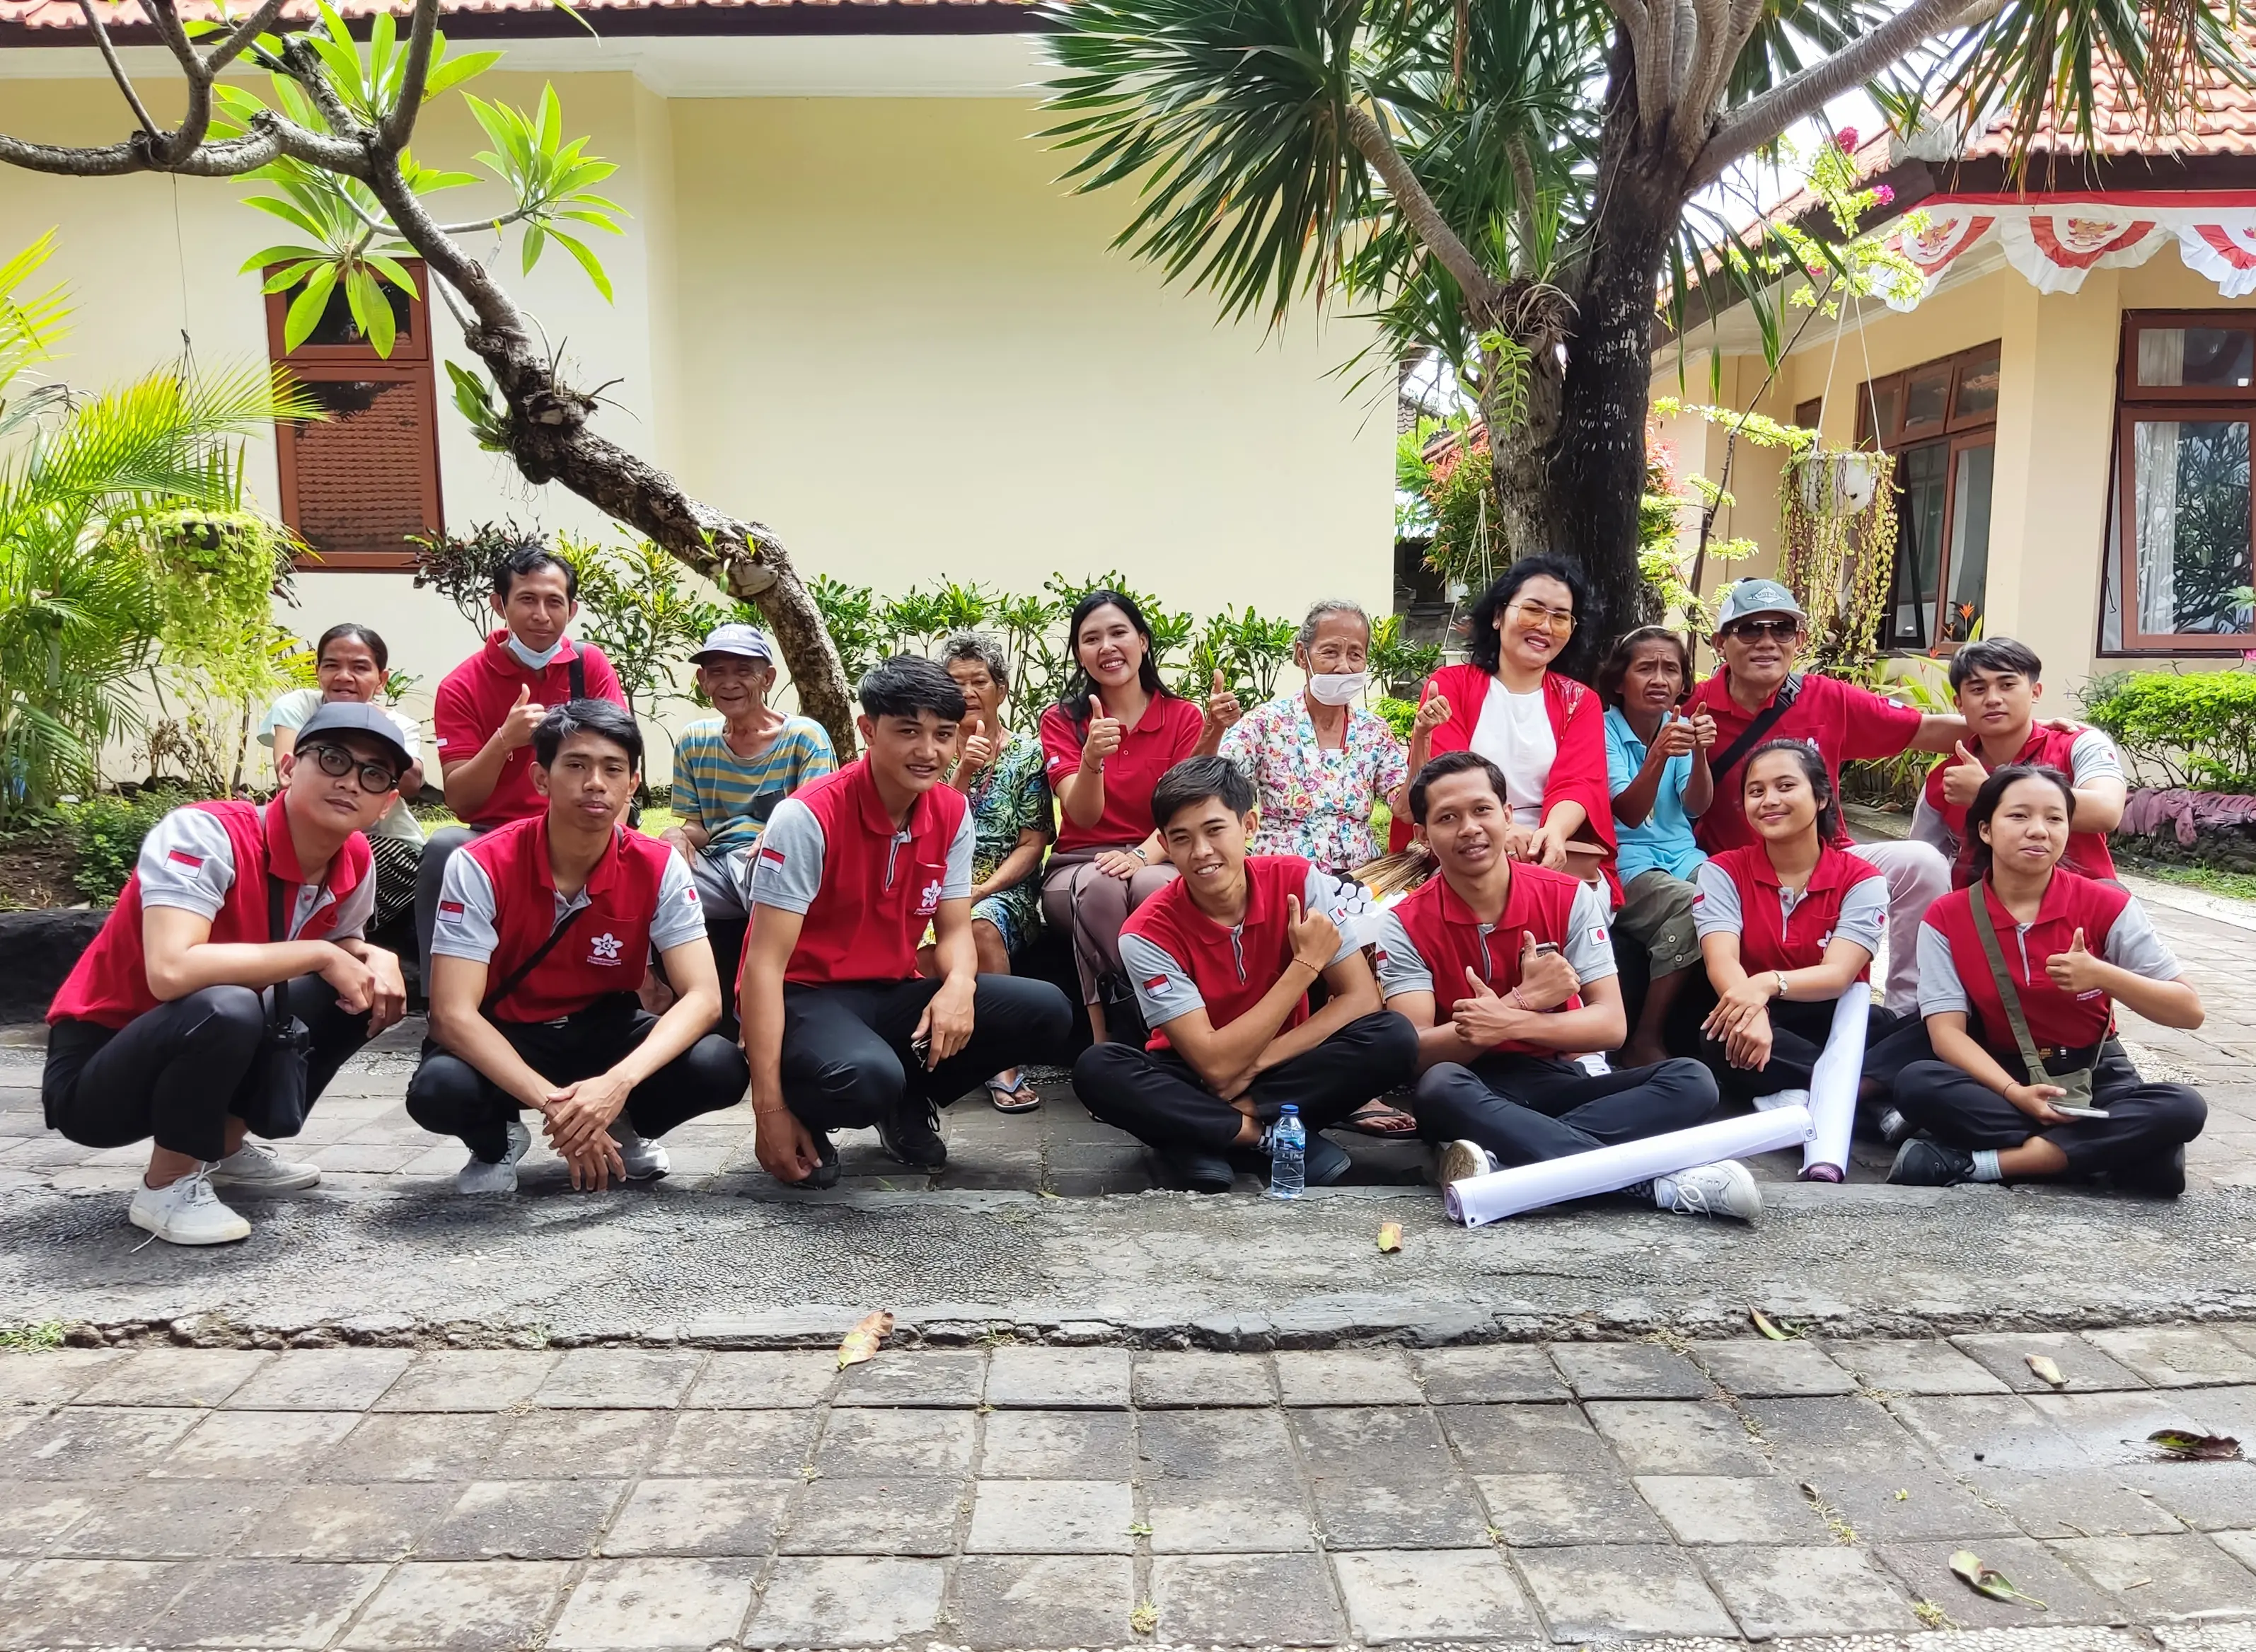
[1394,558,1618,900]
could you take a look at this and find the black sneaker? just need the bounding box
[1875,1107,1914,1146]
[780,1131,839,1191]
[2114,1145,2187,1199]
[1167,1147,1233,1193]
[877,1098,947,1169]
[1302,1131,1353,1188]
[1888,1138,1977,1186]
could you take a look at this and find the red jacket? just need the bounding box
[1123,855,1317,1053]
[462,816,673,1023]
[1924,870,2132,1057]
[1921,725,2117,886]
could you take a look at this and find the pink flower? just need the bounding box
[1874,183,1896,206]
[1836,126,1859,151]
[2241,647,2256,664]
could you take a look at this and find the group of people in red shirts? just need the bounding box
[34,545,2213,1247]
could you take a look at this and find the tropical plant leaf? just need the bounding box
[2148,1429,2243,1460]
[1949,1549,2047,1610]
[836,1309,893,1370]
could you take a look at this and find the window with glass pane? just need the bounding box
[1887,444,1949,648]
[1944,444,1994,642]
[1861,343,2001,652]
[1953,347,2001,422]
[2130,418,2252,635]
[1904,371,1950,431]
[2136,327,2255,391]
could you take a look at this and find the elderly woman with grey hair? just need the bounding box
[918,633,1054,1109]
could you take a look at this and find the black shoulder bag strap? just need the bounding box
[481,906,589,1015]
[1968,883,2097,1104]
[1711,674,1804,786]
[567,653,586,701]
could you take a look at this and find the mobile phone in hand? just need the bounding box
[1532,941,1561,957]
[2050,1104,2110,1120]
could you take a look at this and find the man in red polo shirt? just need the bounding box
[415,542,626,986]
[408,700,746,1195]
[1377,751,1760,1222]
[739,656,1073,1189]
[42,704,412,1247]
[1070,756,1418,1192]
[1687,579,1965,1016]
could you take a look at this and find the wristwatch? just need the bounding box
[1771,971,1790,999]
[1130,845,1149,862]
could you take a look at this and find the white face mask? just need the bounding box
[505,634,565,671]
[1307,670,1370,706]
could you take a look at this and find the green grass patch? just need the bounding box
[0,1321,66,1351]
[2138,863,2256,903]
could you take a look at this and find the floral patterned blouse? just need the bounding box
[959,728,1053,955]
[1217,692,1408,874]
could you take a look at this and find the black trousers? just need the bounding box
[1072,1010,1419,1153]
[405,998,749,1163]
[1694,998,1916,1105]
[44,979,374,1162]
[1413,1051,1719,1166]
[777,975,1073,1133]
[413,824,485,988]
[1891,1038,2206,1179]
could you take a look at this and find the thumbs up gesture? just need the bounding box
[1652,706,1697,761]
[1286,893,1341,971]
[957,711,995,778]
[1942,739,1987,807]
[1451,963,1517,1044]
[2046,925,2107,994]
[1081,691,1124,768]
[499,683,545,751]
[1203,667,1243,738]
[1412,678,1451,738]
[1513,931,1581,1010]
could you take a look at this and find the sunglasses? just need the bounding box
[1725,618,1801,642]
[1504,600,1577,635]
[299,741,400,795]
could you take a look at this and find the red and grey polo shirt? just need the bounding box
[430,631,627,828]
[1686,669,1923,855]
[1372,861,1611,1056]
[1038,695,1204,853]
[1692,843,1886,980]
[1911,724,2122,886]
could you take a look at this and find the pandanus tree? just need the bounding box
[0,0,857,753]
[1042,0,2248,637]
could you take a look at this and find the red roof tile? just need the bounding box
[0,0,1035,30]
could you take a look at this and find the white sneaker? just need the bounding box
[610,1119,669,1182]
[1658,1160,1763,1223]
[1752,1088,1811,1114]
[129,1167,252,1246]
[1437,1138,1499,1186]
[457,1119,532,1195]
[208,1139,320,1193]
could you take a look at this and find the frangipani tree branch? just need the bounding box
[1342,102,1506,318]
[75,0,160,142]
[0,115,356,179]
[381,0,441,149]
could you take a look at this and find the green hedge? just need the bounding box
[2079,669,2256,795]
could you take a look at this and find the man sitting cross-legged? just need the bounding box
[740,655,1073,1189]
[1379,751,1759,1223]
[407,699,748,1194]
[1072,756,1418,1192]
[43,703,412,1246]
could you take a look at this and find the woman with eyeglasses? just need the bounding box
[1392,557,1616,897]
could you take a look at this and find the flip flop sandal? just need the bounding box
[985,1074,1042,1114]
[1341,1100,1418,1138]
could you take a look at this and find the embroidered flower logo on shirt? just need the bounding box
[589,932,623,963]
[917,879,944,916]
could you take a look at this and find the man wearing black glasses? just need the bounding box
[1686,579,1968,1015]
[42,703,412,1247]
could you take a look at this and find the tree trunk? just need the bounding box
[1484,289,1573,570]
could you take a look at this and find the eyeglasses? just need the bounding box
[299,741,400,795]
[1725,618,1802,642]
[1504,601,1576,635]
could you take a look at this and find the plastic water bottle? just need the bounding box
[1268,1106,1306,1200]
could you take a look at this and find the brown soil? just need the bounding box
[0,828,83,910]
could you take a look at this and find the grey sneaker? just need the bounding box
[1436,1138,1499,1186]
[208,1138,320,1194]
[608,1119,669,1181]
[1663,1160,1763,1223]
[458,1119,533,1195]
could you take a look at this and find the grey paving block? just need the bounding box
[1699,1542,1925,1636]
[985,1346,1130,1409]
[15,1406,200,1479]
[1149,1551,1347,1645]
[2116,1461,2256,1532]
[0,1483,106,1554]
[1411,1345,1570,1404]
[1136,1408,1295,1484]
[1290,1404,1459,1480]
[0,1556,192,1644]
[2187,1385,2256,1442]
[1689,1336,1856,1397]
[947,1554,1136,1649]
[1875,1537,2128,1627]
[372,1351,560,1413]
[1309,1472,1492,1549]
[602,1478,793,1556]
[1131,1351,1275,1408]
[1147,1486,1318,1552]
[74,1349,269,1409]
[1834,1338,2013,1395]
[1887,1393,2093,1474]
[1743,1394,1932,1474]
[550,1556,758,1648]
[1635,1474,1832,1544]
[2052,1531,2256,1619]
[683,1351,835,1409]
[1475,1470,1667,1546]
[2029,1388,2220,1465]
[221,1348,413,1411]
[532,1349,705,1410]
[1275,1349,1424,1407]
[966,1477,1133,1553]
[151,1558,384,1648]
[1805,1465,2020,1542]
[978,1408,1134,1477]
[783,1476,965,1556]
[832,1349,986,1407]
[325,1411,511,1481]
[1512,1543,1739,1640]
[56,1479,283,1559]
[342,1559,574,1651]
[1586,1400,1768,1475]
[816,1407,976,1477]
[154,1409,359,1479]
[419,1479,627,1560]
[1965,1468,2182,1540]
[745,1556,944,1648]
[1330,1548,1539,1641]
[1954,1332,2151,1394]
[650,1408,815,1477]
[0,1349,126,1407]
[1549,1342,1714,1400]
[494,1409,668,1479]
[1440,1400,1620,1475]
[241,1482,459,1560]
[2087,1326,2256,1388]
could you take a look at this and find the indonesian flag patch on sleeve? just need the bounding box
[1143,974,1169,993]
[166,849,204,869]
[439,900,465,916]
[759,845,786,865]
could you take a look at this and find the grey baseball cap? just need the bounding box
[296,702,412,776]
[691,623,775,665]
[1716,579,1806,629]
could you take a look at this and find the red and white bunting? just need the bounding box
[1878,192,2256,309]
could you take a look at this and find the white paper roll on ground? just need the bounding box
[1803,987,1870,1177]
[1442,1105,1813,1227]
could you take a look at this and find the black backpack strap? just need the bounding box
[266,874,294,1033]
[567,652,586,702]
[1711,673,1804,785]
[482,906,589,1016]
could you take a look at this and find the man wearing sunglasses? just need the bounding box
[42,703,412,1247]
[1686,580,1970,1015]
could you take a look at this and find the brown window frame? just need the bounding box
[2109,310,2256,653]
[1856,340,2001,652]
[264,260,442,572]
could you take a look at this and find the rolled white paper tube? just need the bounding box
[1803,986,1870,1176]
[1442,1104,1813,1228]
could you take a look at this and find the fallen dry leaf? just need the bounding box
[1751,1307,1800,1341]
[836,1309,893,1370]
[1377,1223,1403,1254]
[1950,1549,2047,1610]
[2148,1428,2244,1460]
[2026,1354,2069,1389]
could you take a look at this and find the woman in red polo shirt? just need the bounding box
[1039,590,1238,1044]
[1889,765,2206,1195]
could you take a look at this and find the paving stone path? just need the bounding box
[10,1334,2256,1647]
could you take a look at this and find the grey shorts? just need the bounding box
[1612,868,1702,978]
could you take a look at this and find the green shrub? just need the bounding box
[1375,696,1419,742]
[56,789,188,904]
[2078,669,2256,794]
